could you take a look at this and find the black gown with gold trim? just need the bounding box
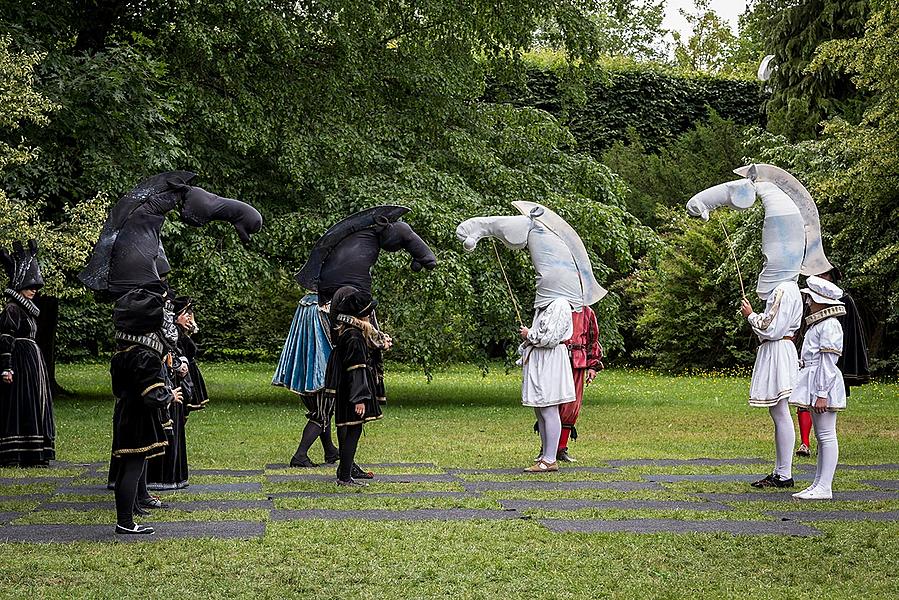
[0,294,55,465]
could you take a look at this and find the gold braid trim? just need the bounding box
[141,382,165,396]
[112,441,168,456]
[346,364,367,372]
[805,305,846,327]
[820,347,843,355]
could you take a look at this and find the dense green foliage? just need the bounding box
[490,62,765,156]
[0,1,654,367]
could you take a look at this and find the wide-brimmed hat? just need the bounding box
[801,275,844,305]
[330,286,377,319]
[172,296,193,315]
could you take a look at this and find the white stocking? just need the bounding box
[534,407,547,459]
[769,399,795,479]
[537,406,561,464]
[811,411,838,492]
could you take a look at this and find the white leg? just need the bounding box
[769,399,795,479]
[539,406,562,464]
[812,411,838,493]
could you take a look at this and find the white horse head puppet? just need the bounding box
[455,201,607,309]
[685,163,833,301]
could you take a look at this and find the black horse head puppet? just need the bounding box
[296,206,437,303]
[79,171,263,296]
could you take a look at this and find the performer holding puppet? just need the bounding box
[687,164,836,489]
[457,202,607,472]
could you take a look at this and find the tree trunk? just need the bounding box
[35,295,66,397]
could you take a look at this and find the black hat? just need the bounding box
[113,289,165,334]
[330,286,377,320]
[172,296,193,315]
[0,240,44,291]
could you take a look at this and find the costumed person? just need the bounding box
[109,288,181,534]
[272,293,339,467]
[174,297,209,412]
[146,290,189,490]
[687,163,835,489]
[82,171,262,495]
[0,240,55,466]
[324,286,388,486]
[456,201,608,473]
[795,265,868,457]
[280,206,436,474]
[557,306,603,462]
[789,276,846,500]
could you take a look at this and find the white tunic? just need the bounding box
[519,298,575,408]
[789,317,846,411]
[747,281,803,407]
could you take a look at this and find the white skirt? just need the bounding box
[749,339,798,407]
[521,345,575,408]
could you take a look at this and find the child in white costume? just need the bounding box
[519,297,576,472]
[741,280,803,488]
[789,275,846,500]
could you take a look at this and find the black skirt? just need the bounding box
[0,337,55,465]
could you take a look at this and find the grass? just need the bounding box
[0,361,897,598]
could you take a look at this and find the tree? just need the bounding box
[673,0,739,74]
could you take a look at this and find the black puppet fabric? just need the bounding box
[0,295,55,465]
[324,326,383,427]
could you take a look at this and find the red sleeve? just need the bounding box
[586,308,603,370]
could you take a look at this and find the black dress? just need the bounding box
[110,343,170,461]
[325,327,383,427]
[0,293,55,466]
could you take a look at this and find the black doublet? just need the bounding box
[324,326,383,427]
[110,341,171,460]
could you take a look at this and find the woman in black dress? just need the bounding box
[0,240,55,467]
[324,286,390,486]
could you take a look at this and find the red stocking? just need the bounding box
[798,409,812,446]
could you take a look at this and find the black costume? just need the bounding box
[283,207,435,469]
[0,241,55,466]
[323,287,386,483]
[109,289,173,533]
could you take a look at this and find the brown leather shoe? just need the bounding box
[523,460,558,473]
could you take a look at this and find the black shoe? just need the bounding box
[138,496,169,509]
[323,453,339,465]
[115,523,155,535]
[336,478,368,487]
[751,473,795,488]
[351,463,374,479]
[290,456,318,468]
[556,449,577,463]
[133,505,151,517]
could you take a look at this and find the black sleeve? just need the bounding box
[0,304,21,372]
[131,349,172,409]
[343,332,373,405]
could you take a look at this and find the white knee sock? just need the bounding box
[769,399,795,479]
[811,411,838,492]
[534,407,547,458]
[539,406,561,464]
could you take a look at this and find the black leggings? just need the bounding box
[336,424,363,481]
[114,455,145,527]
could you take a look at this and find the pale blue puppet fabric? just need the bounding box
[272,294,332,394]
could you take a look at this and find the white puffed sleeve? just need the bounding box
[814,319,844,399]
[527,298,574,348]
[747,283,802,341]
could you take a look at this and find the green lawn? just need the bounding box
[1,362,898,598]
